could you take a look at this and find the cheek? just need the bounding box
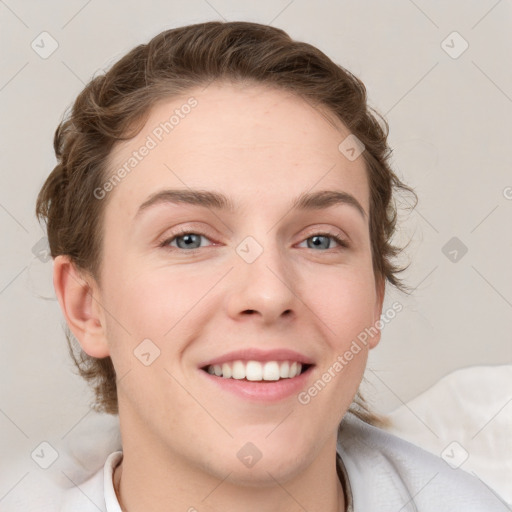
[298,269,376,421]
[305,265,378,344]
[100,260,213,359]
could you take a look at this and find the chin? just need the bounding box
[222,454,309,488]
[200,437,314,487]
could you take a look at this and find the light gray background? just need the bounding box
[1,0,511,505]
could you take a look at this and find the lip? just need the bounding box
[199,364,315,402]
[198,348,315,368]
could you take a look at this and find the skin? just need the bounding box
[54,81,385,512]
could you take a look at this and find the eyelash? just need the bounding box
[158,228,350,253]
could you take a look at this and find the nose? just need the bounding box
[225,236,300,325]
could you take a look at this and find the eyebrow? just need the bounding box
[135,188,367,220]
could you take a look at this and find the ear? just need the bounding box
[368,274,386,349]
[53,255,110,358]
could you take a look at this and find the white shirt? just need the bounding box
[59,413,508,511]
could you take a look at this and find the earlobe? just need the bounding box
[53,255,110,358]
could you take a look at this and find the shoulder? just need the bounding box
[59,451,123,512]
[337,413,507,511]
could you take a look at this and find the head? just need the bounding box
[37,21,416,474]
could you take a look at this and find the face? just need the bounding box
[85,82,384,483]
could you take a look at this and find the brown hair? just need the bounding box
[36,21,416,428]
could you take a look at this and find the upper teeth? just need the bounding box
[206,360,304,381]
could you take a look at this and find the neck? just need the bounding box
[112,441,345,512]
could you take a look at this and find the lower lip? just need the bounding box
[199,366,314,402]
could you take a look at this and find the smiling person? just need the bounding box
[36,21,503,512]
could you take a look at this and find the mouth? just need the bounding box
[200,360,314,381]
[198,348,316,401]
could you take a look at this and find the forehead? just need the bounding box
[104,81,369,219]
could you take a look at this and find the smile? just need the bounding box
[203,360,312,381]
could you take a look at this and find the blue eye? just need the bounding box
[159,230,349,253]
[299,233,349,250]
[161,231,212,251]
